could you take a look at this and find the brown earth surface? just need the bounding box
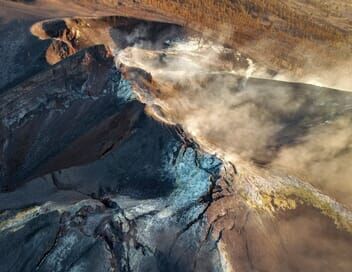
[1,1,352,272]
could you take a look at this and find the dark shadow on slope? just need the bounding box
[0,45,142,191]
[0,19,50,92]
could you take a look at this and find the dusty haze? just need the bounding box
[115,37,352,207]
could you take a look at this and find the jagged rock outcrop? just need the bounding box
[0,43,224,271]
[0,45,141,190]
[1,11,352,272]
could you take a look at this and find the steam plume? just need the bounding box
[114,36,352,208]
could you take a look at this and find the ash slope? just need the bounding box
[0,14,352,272]
[0,44,223,272]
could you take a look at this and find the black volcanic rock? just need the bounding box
[0,39,223,272]
[1,11,352,272]
[0,19,50,91]
[0,211,61,272]
[0,108,224,271]
[0,45,142,190]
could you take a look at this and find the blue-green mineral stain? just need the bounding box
[161,141,222,207]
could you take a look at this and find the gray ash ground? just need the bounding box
[1,12,352,272]
[0,42,223,271]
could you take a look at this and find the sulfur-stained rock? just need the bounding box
[1,7,352,272]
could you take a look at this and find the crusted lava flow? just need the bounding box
[112,21,352,271]
[0,14,352,272]
[0,24,225,270]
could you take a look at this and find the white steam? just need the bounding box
[114,38,352,208]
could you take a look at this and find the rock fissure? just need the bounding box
[1,12,352,272]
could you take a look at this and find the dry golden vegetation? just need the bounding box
[72,0,352,77]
